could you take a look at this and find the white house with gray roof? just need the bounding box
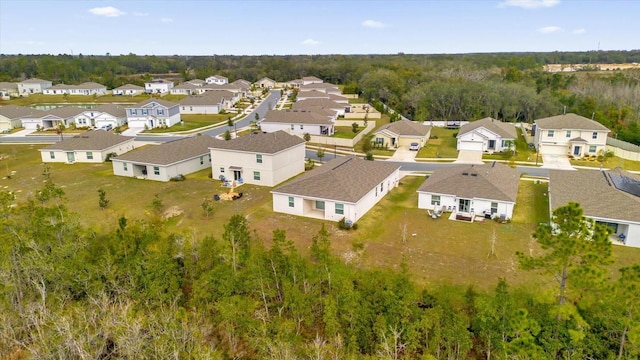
[292,98,350,116]
[0,105,43,131]
[298,83,341,95]
[534,113,611,157]
[112,84,145,96]
[272,156,400,223]
[457,117,518,153]
[205,75,228,85]
[0,82,19,100]
[17,78,52,95]
[145,79,174,94]
[40,130,135,163]
[21,106,85,130]
[111,135,218,181]
[301,76,323,85]
[42,82,107,96]
[209,130,306,187]
[170,83,201,96]
[260,109,336,136]
[179,91,237,114]
[70,104,128,129]
[417,163,520,220]
[126,98,181,129]
[549,168,640,247]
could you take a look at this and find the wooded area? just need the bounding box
[1,51,639,144]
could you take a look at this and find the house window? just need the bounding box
[491,202,498,214]
[220,167,225,173]
[86,152,93,160]
[200,156,204,165]
[182,107,186,111]
[288,196,294,208]
[157,109,165,115]
[375,137,384,144]
[129,109,138,116]
[431,195,441,206]
[380,182,384,192]
[592,132,598,139]
[300,125,304,130]
[159,119,167,126]
[589,145,597,153]
[208,154,211,161]
[290,124,294,130]
[315,201,325,210]
[123,163,128,171]
[253,171,260,181]
[335,203,344,215]
[141,109,149,115]
[547,130,554,137]
[566,130,571,138]
[153,166,160,175]
[50,151,55,159]
[256,154,263,163]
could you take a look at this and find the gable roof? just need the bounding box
[293,98,346,110]
[0,105,44,119]
[257,77,276,83]
[375,119,431,137]
[46,106,86,118]
[549,168,640,223]
[231,79,251,88]
[186,79,206,86]
[261,109,334,125]
[41,130,133,151]
[146,79,173,85]
[179,91,233,106]
[302,76,323,82]
[19,78,51,84]
[93,104,127,117]
[272,156,400,203]
[417,163,520,202]
[173,83,199,90]
[299,83,340,91]
[129,98,178,108]
[113,84,144,91]
[297,90,331,99]
[458,117,518,139]
[112,135,218,166]
[0,82,18,90]
[209,130,305,154]
[534,113,610,131]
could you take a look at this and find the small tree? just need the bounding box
[317,147,325,161]
[223,130,232,140]
[97,188,109,210]
[150,194,164,218]
[352,122,359,133]
[255,112,260,121]
[361,134,374,153]
[365,152,374,161]
[201,198,215,219]
[227,117,233,127]
[303,132,311,142]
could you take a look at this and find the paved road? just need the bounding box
[201,90,280,137]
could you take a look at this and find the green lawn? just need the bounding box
[348,98,368,104]
[3,93,187,106]
[483,127,536,162]
[418,127,459,158]
[332,126,360,139]
[571,155,640,171]
[143,114,230,133]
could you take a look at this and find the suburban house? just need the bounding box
[21,106,85,130]
[0,82,19,100]
[373,119,432,149]
[205,75,228,85]
[202,83,247,97]
[534,113,611,157]
[17,78,52,95]
[111,135,218,182]
[42,82,107,96]
[209,130,306,187]
[170,83,200,96]
[457,117,518,153]
[549,168,640,247]
[40,130,135,164]
[298,83,341,95]
[91,104,128,129]
[231,79,252,89]
[179,91,237,114]
[112,84,145,96]
[125,98,181,129]
[301,76,323,85]
[145,79,174,94]
[0,105,43,131]
[417,162,520,220]
[285,79,303,88]
[256,77,277,89]
[296,90,348,103]
[186,79,207,87]
[260,109,336,136]
[272,156,401,223]
[292,98,350,116]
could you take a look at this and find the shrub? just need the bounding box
[170,174,186,182]
[452,132,458,138]
[338,217,356,230]
[105,152,117,162]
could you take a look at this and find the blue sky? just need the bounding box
[1,0,638,55]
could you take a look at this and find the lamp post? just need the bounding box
[334,140,337,158]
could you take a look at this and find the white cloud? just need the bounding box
[500,0,560,9]
[572,28,586,35]
[361,19,388,29]
[88,6,125,17]
[132,12,149,17]
[160,17,174,23]
[301,38,320,46]
[537,26,563,34]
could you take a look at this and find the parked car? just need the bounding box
[101,124,113,131]
[409,142,420,151]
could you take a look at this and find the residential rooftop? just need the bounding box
[535,113,611,131]
[209,130,305,154]
[41,130,133,151]
[458,117,518,139]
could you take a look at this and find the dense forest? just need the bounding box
[1,51,640,144]
[1,171,640,358]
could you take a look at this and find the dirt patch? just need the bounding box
[164,205,184,219]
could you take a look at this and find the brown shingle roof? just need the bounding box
[549,168,640,223]
[535,113,610,131]
[41,130,133,151]
[272,156,400,203]
[417,163,520,202]
[209,130,305,154]
[375,119,431,137]
[262,109,333,125]
[0,105,43,119]
[458,117,518,139]
[113,135,218,166]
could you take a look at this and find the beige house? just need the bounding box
[373,120,432,149]
[0,82,19,100]
[40,130,135,163]
[534,113,610,157]
[457,117,518,153]
[112,84,145,96]
[209,130,306,187]
[272,156,401,223]
[260,109,336,136]
[256,77,277,89]
[111,135,218,182]
[292,98,350,116]
[0,105,42,131]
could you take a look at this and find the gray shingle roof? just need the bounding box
[272,156,400,203]
[41,130,134,151]
[46,106,86,118]
[0,105,44,119]
[19,78,50,84]
[209,130,305,154]
[262,109,334,125]
[299,83,339,91]
[0,82,18,90]
[302,76,323,82]
[417,163,520,202]
[375,119,431,137]
[113,135,218,166]
[93,104,127,117]
[179,91,233,106]
[130,98,178,108]
[292,99,345,110]
[113,84,144,90]
[173,83,199,90]
[535,113,610,131]
[549,168,640,223]
[458,117,518,139]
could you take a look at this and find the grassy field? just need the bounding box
[332,126,361,139]
[143,113,231,133]
[571,155,640,171]
[418,127,459,158]
[3,93,188,106]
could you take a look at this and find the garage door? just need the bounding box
[539,144,567,155]
[458,141,483,151]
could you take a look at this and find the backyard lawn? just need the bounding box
[417,127,459,158]
[483,127,536,162]
[143,113,231,133]
[3,93,188,106]
[332,125,361,139]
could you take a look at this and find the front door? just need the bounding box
[233,170,242,181]
[488,140,496,150]
[391,138,396,146]
[66,152,75,163]
[573,146,581,156]
[458,199,470,213]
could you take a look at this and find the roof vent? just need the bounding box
[470,173,478,177]
[462,172,469,176]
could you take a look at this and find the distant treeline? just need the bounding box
[1,51,639,144]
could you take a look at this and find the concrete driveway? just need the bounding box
[387,146,417,162]
[453,150,484,164]
[541,154,575,170]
